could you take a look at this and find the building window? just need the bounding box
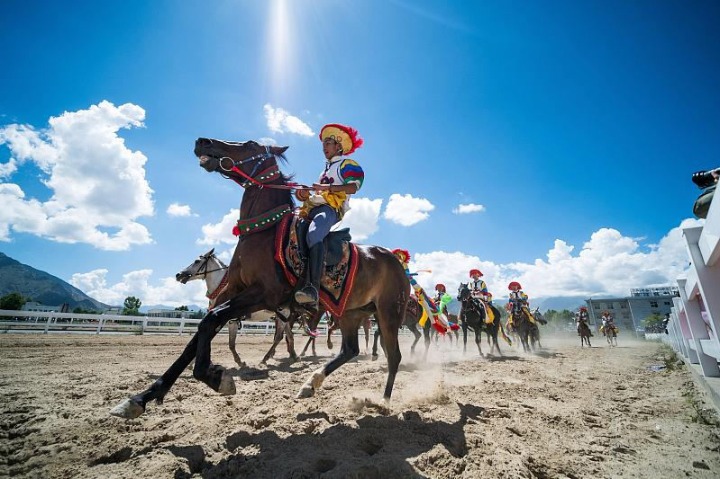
[650,301,658,308]
[620,304,627,309]
[608,304,614,309]
[664,301,671,306]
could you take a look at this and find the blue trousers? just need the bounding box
[307,205,339,248]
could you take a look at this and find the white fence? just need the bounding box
[665,187,720,378]
[0,309,327,336]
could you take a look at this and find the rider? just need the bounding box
[506,281,535,329]
[576,306,593,336]
[391,249,448,333]
[469,269,495,324]
[294,123,364,307]
[434,284,453,318]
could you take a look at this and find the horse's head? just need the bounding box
[457,283,470,302]
[176,248,223,284]
[195,138,289,186]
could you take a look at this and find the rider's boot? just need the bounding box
[295,242,325,307]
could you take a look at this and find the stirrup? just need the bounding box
[295,285,319,305]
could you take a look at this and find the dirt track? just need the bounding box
[1,331,719,478]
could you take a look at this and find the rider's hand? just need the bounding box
[295,189,310,202]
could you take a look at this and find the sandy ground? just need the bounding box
[1,329,719,479]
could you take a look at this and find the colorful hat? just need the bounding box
[469,269,483,277]
[435,284,446,292]
[320,123,363,155]
[580,306,588,311]
[392,248,410,264]
[508,281,522,290]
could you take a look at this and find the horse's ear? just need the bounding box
[270,145,288,155]
[206,248,215,256]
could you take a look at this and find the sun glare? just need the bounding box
[267,0,294,97]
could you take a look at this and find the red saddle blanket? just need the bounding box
[274,215,359,317]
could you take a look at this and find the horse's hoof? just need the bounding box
[218,371,236,395]
[110,398,144,419]
[371,354,378,361]
[297,384,315,398]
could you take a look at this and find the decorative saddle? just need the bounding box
[274,215,359,316]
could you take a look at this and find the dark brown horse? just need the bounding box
[457,283,504,356]
[509,302,535,353]
[577,317,593,347]
[111,139,409,418]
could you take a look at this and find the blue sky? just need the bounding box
[1,0,718,307]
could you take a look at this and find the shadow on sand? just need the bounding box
[169,402,484,479]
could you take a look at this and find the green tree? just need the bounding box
[0,292,28,310]
[175,305,189,311]
[123,296,142,316]
[643,313,665,328]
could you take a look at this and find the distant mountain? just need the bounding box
[0,252,109,311]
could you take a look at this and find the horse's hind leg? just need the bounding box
[375,302,403,400]
[228,319,245,367]
[409,325,421,355]
[372,328,382,361]
[284,320,299,362]
[298,312,364,398]
[364,321,370,355]
[261,316,285,364]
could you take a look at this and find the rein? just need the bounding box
[217,147,312,191]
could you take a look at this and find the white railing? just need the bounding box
[0,310,328,336]
[666,188,720,378]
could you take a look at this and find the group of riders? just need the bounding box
[575,306,619,337]
[291,121,543,335]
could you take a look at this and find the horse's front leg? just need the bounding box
[111,295,252,419]
[474,327,483,357]
[462,320,469,354]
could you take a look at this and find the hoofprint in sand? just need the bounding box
[1,334,718,478]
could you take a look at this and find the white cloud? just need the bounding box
[263,104,314,136]
[0,101,154,250]
[335,197,383,241]
[0,157,17,178]
[383,193,435,226]
[408,219,701,301]
[452,203,485,214]
[167,203,196,217]
[70,268,208,308]
[197,209,239,245]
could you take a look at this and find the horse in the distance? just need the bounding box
[508,301,536,353]
[112,139,409,419]
[601,323,618,347]
[372,295,431,360]
[577,316,593,348]
[175,249,318,365]
[457,283,504,357]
